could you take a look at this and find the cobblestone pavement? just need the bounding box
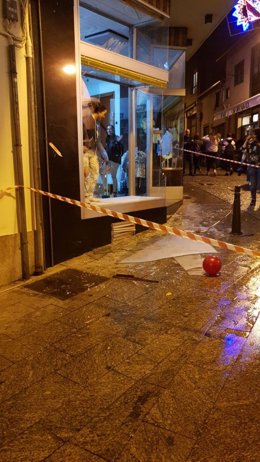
[0,170,259,461]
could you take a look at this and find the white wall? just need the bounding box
[0,1,32,237]
[0,1,34,285]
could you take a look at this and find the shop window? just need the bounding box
[80,65,184,206]
[192,71,198,94]
[253,113,258,123]
[241,116,250,126]
[81,72,129,199]
[214,123,225,139]
[234,60,244,86]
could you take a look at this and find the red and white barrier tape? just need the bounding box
[3,185,259,259]
[183,148,260,169]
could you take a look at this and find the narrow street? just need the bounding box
[0,170,259,461]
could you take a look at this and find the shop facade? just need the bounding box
[0,0,185,285]
[214,94,260,141]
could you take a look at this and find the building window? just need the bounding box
[251,43,260,95]
[225,87,230,99]
[215,91,220,108]
[252,44,260,75]
[234,60,244,86]
[192,71,198,94]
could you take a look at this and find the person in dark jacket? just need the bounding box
[183,129,193,175]
[105,125,123,197]
[190,134,202,175]
[223,137,235,175]
[243,128,260,210]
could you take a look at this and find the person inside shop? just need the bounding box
[243,127,260,211]
[82,100,109,202]
[104,125,123,197]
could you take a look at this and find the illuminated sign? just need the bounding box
[213,93,260,121]
[233,0,260,31]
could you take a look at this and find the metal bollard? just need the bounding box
[231,185,242,235]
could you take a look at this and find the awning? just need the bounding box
[213,93,260,121]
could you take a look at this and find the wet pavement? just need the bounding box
[0,170,259,461]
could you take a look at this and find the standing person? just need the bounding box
[202,132,219,176]
[243,128,260,211]
[105,125,123,197]
[223,137,235,175]
[191,134,202,175]
[83,101,109,202]
[236,137,246,176]
[183,128,193,175]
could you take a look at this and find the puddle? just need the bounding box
[25,268,108,300]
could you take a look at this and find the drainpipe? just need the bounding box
[8,44,30,279]
[25,4,44,275]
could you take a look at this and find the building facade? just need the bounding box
[214,29,260,141]
[185,13,260,142]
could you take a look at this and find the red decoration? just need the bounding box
[203,255,222,276]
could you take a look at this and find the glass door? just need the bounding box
[133,88,184,198]
[135,89,149,195]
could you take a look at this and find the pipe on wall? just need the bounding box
[25,3,44,275]
[8,44,30,279]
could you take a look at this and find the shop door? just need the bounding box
[134,89,150,195]
[133,87,184,198]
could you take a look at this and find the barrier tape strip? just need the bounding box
[183,148,260,169]
[3,185,260,259]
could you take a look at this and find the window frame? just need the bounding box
[192,70,198,95]
[234,60,244,86]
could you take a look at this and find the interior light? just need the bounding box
[63,64,76,75]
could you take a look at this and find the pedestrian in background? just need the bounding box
[190,134,202,175]
[243,128,260,211]
[202,132,220,176]
[183,128,194,175]
[223,137,235,175]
